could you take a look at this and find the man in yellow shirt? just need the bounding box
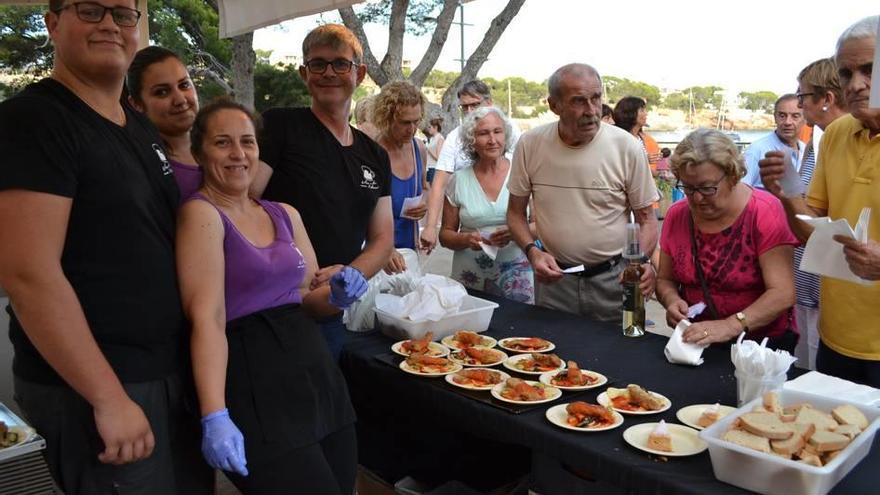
[760,15,880,387]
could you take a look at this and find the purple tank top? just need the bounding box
[191,194,306,321]
[171,160,202,203]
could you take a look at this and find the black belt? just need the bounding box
[561,255,623,278]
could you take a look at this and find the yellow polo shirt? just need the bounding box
[807,115,880,360]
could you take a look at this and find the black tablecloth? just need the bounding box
[340,293,878,494]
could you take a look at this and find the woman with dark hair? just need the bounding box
[614,96,661,170]
[601,103,614,124]
[128,46,201,200]
[177,99,364,493]
[424,117,445,183]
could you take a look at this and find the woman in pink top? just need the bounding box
[655,129,799,352]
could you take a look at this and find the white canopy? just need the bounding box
[217,0,364,38]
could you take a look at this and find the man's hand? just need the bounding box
[310,264,344,290]
[665,299,689,329]
[834,236,880,280]
[384,250,407,275]
[419,226,438,254]
[487,227,512,247]
[758,150,786,198]
[528,250,564,284]
[402,203,427,221]
[94,395,155,465]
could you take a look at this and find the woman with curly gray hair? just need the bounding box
[439,107,534,303]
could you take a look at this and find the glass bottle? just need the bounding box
[622,222,645,337]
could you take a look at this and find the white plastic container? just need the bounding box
[700,389,880,495]
[375,294,499,341]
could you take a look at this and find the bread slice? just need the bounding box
[771,431,806,456]
[793,422,816,443]
[800,442,820,457]
[834,423,862,440]
[808,431,851,452]
[723,429,771,454]
[784,403,811,416]
[763,391,782,414]
[823,449,844,464]
[740,412,795,440]
[831,404,868,430]
[795,407,839,431]
[798,452,823,467]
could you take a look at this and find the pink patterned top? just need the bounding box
[660,188,799,340]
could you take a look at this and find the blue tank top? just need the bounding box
[391,139,423,249]
[190,194,306,321]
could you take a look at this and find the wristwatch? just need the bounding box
[523,242,539,255]
[735,312,749,332]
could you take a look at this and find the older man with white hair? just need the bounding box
[760,15,880,387]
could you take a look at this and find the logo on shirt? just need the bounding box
[360,165,379,190]
[152,144,173,176]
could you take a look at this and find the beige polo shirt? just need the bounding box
[508,121,658,266]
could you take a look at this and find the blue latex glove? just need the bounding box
[201,409,248,476]
[329,265,368,309]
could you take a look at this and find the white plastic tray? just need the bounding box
[375,294,498,342]
[699,389,880,495]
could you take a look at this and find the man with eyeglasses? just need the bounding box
[420,80,521,252]
[742,94,805,189]
[0,1,213,494]
[259,24,392,360]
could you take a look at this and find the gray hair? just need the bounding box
[548,63,602,100]
[836,16,879,55]
[459,106,514,162]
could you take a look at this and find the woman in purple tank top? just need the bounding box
[176,99,368,493]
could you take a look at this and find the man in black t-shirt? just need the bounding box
[0,2,211,493]
[259,24,393,359]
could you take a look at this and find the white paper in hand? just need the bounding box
[561,265,584,274]
[479,242,499,260]
[779,150,805,198]
[664,320,707,366]
[797,211,873,285]
[400,194,424,219]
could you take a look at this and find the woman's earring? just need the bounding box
[822,106,828,111]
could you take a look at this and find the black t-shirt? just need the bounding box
[260,107,391,267]
[0,79,185,384]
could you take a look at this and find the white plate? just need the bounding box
[675,404,737,430]
[441,333,498,350]
[502,353,565,375]
[539,369,608,390]
[545,403,624,432]
[445,368,511,390]
[490,379,562,404]
[497,337,555,353]
[391,340,449,358]
[399,358,462,377]
[0,426,35,450]
[447,347,508,367]
[622,423,707,456]
[597,390,672,415]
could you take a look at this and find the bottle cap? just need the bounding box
[623,222,642,260]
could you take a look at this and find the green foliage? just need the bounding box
[603,76,661,108]
[663,86,724,111]
[354,0,443,36]
[422,69,459,90]
[483,76,548,117]
[0,6,52,74]
[738,90,778,113]
[253,63,310,113]
[147,0,231,70]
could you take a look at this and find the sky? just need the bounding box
[253,0,879,96]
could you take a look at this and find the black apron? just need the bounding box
[225,304,356,464]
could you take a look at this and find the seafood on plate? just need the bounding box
[450,346,505,366]
[514,353,563,372]
[404,353,455,374]
[451,368,504,388]
[451,331,487,348]
[550,361,598,387]
[566,401,617,429]
[502,337,551,351]
[607,384,666,412]
[401,331,434,355]
[500,378,548,402]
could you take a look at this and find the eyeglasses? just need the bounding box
[675,176,727,197]
[53,2,142,28]
[459,100,484,112]
[304,58,356,75]
[795,92,815,105]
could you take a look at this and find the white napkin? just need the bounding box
[731,333,797,377]
[798,208,873,285]
[374,274,467,321]
[561,265,584,274]
[478,226,507,261]
[784,371,880,407]
[400,193,424,219]
[663,303,708,366]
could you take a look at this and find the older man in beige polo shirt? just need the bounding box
[507,63,658,322]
